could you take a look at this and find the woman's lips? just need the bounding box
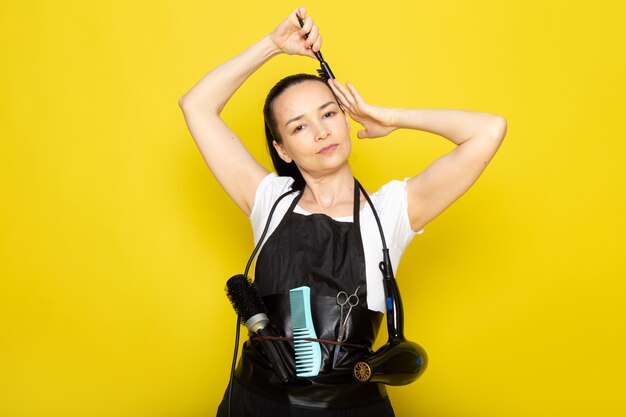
[317,144,339,154]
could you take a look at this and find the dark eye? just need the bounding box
[293,124,305,134]
[323,111,336,118]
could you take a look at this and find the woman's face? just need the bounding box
[271,80,351,177]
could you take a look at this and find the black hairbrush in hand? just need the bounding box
[296,14,335,80]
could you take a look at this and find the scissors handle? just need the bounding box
[347,293,359,307]
[336,291,348,304]
[336,286,361,343]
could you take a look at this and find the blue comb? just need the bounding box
[289,286,321,377]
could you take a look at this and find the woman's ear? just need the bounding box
[272,140,293,163]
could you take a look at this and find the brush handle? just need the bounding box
[225,275,293,383]
[296,13,334,78]
[256,327,293,383]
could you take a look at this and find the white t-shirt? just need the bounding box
[249,173,424,313]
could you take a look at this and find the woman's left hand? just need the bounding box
[328,79,396,139]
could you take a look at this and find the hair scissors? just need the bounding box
[336,285,360,343]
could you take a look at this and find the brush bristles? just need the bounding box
[225,274,267,324]
[316,61,335,81]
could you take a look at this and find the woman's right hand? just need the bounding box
[269,7,322,59]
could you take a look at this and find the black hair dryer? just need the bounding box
[352,250,428,385]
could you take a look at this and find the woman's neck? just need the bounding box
[299,165,362,215]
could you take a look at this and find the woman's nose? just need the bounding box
[315,125,330,141]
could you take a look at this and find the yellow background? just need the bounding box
[1,0,624,416]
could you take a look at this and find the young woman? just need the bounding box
[179,6,506,417]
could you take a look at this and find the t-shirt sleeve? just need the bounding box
[249,173,295,243]
[373,178,424,255]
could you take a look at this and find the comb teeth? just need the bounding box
[289,286,321,377]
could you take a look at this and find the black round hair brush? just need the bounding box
[225,274,267,329]
[225,274,292,383]
[296,14,335,81]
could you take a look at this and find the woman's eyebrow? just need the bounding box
[284,101,337,127]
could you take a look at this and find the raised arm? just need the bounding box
[178,7,322,215]
[329,79,507,232]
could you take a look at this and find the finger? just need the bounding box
[305,24,319,48]
[328,79,346,103]
[329,79,350,109]
[345,82,365,106]
[303,47,317,59]
[311,34,322,52]
[357,129,370,139]
[329,79,350,100]
[299,48,316,59]
[299,16,314,36]
[295,6,306,21]
[292,7,306,29]
[333,80,357,108]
